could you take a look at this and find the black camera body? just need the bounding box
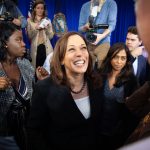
[86,15,109,43]
[0,12,14,22]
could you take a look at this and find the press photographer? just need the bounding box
[0,0,27,28]
[78,0,117,68]
[86,15,109,43]
[85,0,109,43]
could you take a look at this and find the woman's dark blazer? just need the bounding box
[99,74,139,146]
[101,74,138,99]
[27,76,103,150]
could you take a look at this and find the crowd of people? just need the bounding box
[0,0,150,150]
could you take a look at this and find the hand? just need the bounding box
[12,18,21,26]
[35,23,42,30]
[91,33,104,45]
[82,23,90,32]
[39,19,50,29]
[44,23,50,29]
[131,46,144,58]
[36,66,49,80]
[41,24,48,29]
[43,20,51,29]
[0,77,11,90]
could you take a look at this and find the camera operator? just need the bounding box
[0,0,27,28]
[78,0,117,68]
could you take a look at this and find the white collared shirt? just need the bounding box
[133,57,138,75]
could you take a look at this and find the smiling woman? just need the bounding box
[26,31,103,150]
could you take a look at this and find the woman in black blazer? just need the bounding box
[27,31,103,150]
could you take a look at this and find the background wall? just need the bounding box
[18,0,136,48]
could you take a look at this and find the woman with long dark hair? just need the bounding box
[99,42,139,149]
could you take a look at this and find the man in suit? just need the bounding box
[125,26,148,86]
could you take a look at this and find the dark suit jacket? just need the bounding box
[27,77,103,150]
[125,81,150,143]
[136,55,148,86]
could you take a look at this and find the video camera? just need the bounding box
[0,12,14,22]
[86,15,109,43]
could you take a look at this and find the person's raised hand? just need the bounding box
[0,77,11,90]
[36,66,49,80]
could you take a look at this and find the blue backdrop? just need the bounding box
[18,0,136,48]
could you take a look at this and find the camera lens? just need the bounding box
[86,32,97,43]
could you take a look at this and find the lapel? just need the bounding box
[88,78,102,120]
[62,86,90,121]
[17,58,34,99]
[137,56,141,76]
[52,79,100,122]
[136,56,144,79]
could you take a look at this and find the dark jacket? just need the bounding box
[136,55,148,86]
[99,74,139,149]
[27,76,103,150]
[125,81,150,143]
[0,58,34,134]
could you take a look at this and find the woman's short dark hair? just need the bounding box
[0,21,20,61]
[127,26,138,34]
[50,31,93,86]
[127,26,141,40]
[100,42,134,87]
